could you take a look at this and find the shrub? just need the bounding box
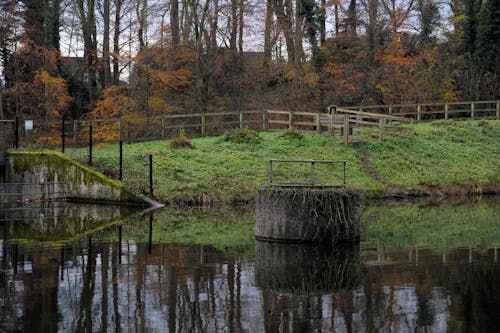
[279,128,305,140]
[170,129,193,149]
[222,128,261,144]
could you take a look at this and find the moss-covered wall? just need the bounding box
[6,151,151,206]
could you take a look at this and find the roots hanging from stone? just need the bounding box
[256,187,365,243]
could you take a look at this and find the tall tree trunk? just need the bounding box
[209,0,219,50]
[293,0,304,72]
[77,0,98,105]
[170,0,180,47]
[273,0,296,66]
[347,0,357,35]
[367,0,379,62]
[113,0,123,84]
[137,0,148,48]
[238,0,244,64]
[264,0,274,67]
[103,0,111,87]
[230,0,238,50]
[320,0,326,45]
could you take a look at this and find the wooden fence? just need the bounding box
[3,100,498,148]
[345,100,499,121]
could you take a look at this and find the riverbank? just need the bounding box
[66,119,499,205]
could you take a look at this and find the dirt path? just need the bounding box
[357,149,411,197]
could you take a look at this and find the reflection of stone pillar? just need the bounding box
[255,241,361,294]
[256,241,361,331]
[256,187,364,242]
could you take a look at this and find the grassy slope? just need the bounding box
[66,119,499,204]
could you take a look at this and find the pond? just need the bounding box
[0,197,499,332]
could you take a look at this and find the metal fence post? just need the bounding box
[118,118,122,141]
[310,161,315,185]
[15,116,19,149]
[149,154,153,196]
[89,125,93,166]
[269,160,273,184]
[343,161,346,188]
[119,140,123,181]
[73,120,77,145]
[61,117,65,153]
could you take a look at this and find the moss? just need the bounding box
[8,151,148,205]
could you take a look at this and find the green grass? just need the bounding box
[65,120,500,204]
[359,120,500,190]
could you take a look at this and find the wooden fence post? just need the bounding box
[161,114,165,138]
[378,118,385,142]
[417,104,421,122]
[239,111,243,129]
[444,103,449,120]
[497,101,499,120]
[388,105,393,115]
[201,113,206,136]
[410,118,415,142]
[343,114,349,146]
[329,113,334,135]
[288,111,293,129]
[316,113,320,133]
[262,110,267,130]
[471,102,475,119]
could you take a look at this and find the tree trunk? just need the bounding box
[320,0,326,46]
[273,0,296,66]
[113,0,123,84]
[103,0,111,87]
[264,0,274,67]
[170,0,180,47]
[209,0,219,50]
[77,0,98,105]
[230,0,238,50]
[238,0,244,66]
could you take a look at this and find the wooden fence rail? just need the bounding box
[2,100,497,148]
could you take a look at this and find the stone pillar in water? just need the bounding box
[255,187,364,243]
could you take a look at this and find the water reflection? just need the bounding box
[1,238,499,332]
[1,199,500,332]
[0,201,138,243]
[255,241,361,293]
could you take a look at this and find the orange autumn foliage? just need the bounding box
[30,70,73,119]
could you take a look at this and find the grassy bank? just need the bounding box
[66,119,499,205]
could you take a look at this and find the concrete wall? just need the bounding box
[5,151,151,206]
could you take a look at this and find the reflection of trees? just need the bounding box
[0,241,499,332]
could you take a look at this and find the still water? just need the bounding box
[0,198,499,332]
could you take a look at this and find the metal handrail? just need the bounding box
[269,159,346,187]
